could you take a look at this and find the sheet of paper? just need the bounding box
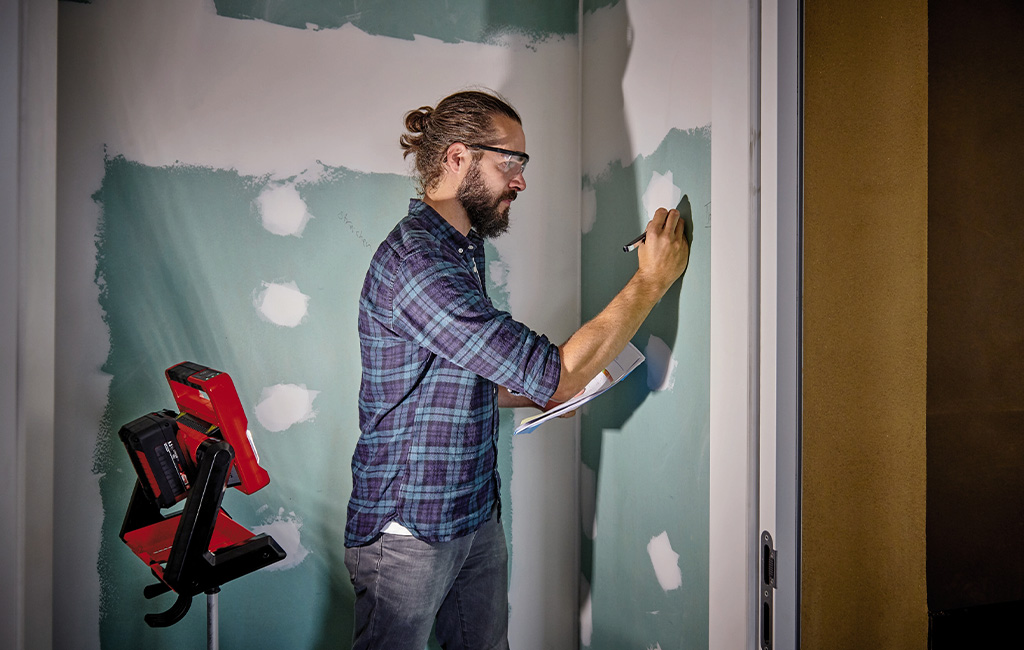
[514,342,645,435]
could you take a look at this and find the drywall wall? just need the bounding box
[579,1,712,648]
[0,2,17,636]
[52,1,763,648]
[54,1,580,648]
[802,0,928,647]
[4,2,58,649]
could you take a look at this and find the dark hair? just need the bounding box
[400,89,522,194]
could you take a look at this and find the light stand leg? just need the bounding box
[207,588,220,650]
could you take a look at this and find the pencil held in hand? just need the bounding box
[623,231,646,252]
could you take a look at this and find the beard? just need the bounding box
[457,161,516,239]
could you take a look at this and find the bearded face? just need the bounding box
[456,159,516,239]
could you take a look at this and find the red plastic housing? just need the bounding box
[122,511,256,579]
[165,362,269,495]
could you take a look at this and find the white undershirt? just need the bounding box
[382,520,413,536]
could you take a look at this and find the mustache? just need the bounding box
[500,190,517,202]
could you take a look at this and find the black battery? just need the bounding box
[118,410,191,508]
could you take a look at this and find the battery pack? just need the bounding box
[118,410,192,508]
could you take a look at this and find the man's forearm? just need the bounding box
[552,271,666,402]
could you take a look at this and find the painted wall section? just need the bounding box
[803,0,928,647]
[579,128,711,650]
[580,2,712,648]
[92,157,415,647]
[214,0,577,43]
[55,0,580,648]
[90,157,525,647]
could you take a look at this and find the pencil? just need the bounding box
[622,231,646,252]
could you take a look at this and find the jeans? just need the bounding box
[344,511,511,650]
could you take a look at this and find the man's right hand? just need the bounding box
[552,206,691,402]
[636,207,690,294]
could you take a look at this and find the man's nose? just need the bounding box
[509,171,526,192]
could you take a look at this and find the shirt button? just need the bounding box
[469,245,475,250]
[458,248,464,253]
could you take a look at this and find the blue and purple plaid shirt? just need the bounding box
[345,199,561,546]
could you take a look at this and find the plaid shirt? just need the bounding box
[345,199,561,546]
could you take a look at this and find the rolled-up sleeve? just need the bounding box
[391,248,561,407]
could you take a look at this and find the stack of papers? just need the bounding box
[514,342,645,435]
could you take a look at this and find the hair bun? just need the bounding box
[404,106,433,135]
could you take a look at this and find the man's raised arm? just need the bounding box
[551,206,690,403]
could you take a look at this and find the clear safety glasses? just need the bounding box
[467,143,529,177]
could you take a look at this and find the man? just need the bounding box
[344,89,689,649]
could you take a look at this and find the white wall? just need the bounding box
[2,0,57,649]
[1,0,23,643]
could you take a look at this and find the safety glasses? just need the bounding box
[466,144,529,176]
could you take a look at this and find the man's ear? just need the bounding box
[443,142,471,175]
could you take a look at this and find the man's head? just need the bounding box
[400,89,528,237]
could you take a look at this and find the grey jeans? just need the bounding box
[344,512,511,650]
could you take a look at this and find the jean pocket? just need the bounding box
[343,545,360,587]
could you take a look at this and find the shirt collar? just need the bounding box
[409,198,484,250]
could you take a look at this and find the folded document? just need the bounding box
[514,342,645,435]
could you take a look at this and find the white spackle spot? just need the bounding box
[581,185,597,234]
[251,508,310,571]
[647,531,683,592]
[579,573,593,647]
[489,260,509,289]
[645,335,678,392]
[580,462,598,540]
[255,384,319,432]
[256,183,312,237]
[647,645,662,650]
[641,171,683,224]
[254,281,310,327]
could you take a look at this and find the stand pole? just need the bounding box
[207,588,220,650]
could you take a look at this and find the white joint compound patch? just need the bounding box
[579,573,593,647]
[581,185,597,234]
[580,462,598,540]
[256,183,312,237]
[254,383,319,432]
[254,281,310,327]
[251,508,310,571]
[644,334,678,392]
[488,259,509,289]
[647,531,682,591]
[641,171,683,224]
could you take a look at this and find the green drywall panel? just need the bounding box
[213,0,577,43]
[580,127,711,650]
[92,155,519,648]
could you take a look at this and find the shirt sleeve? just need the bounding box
[390,247,561,406]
